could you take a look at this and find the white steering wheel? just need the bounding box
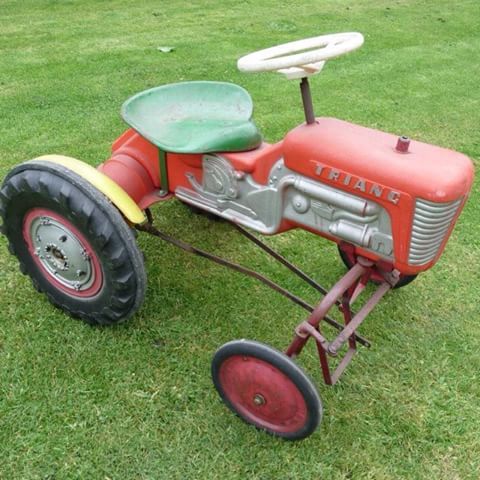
[237,32,364,80]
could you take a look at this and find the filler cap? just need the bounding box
[396,135,410,153]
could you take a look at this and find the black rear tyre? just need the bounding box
[0,160,147,325]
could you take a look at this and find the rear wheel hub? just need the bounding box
[23,208,103,297]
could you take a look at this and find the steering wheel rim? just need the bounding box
[237,32,364,79]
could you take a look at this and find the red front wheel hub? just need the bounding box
[212,340,322,440]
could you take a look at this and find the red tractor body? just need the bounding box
[100,115,473,276]
[283,118,474,274]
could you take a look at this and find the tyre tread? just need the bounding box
[0,160,147,325]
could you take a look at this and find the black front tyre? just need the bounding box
[0,160,147,325]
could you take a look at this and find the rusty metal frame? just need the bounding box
[138,211,399,385]
[286,258,397,384]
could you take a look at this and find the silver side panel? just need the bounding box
[408,198,462,265]
[175,154,395,260]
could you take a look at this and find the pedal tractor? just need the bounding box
[0,33,474,440]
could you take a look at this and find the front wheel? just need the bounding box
[0,160,147,325]
[212,339,322,440]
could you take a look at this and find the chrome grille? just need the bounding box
[408,197,463,265]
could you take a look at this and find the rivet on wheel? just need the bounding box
[73,282,81,291]
[253,394,266,406]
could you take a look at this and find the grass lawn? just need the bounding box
[1,0,479,478]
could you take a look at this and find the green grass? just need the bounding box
[1,0,479,478]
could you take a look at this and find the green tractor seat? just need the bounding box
[121,81,262,154]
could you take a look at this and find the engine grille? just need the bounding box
[408,197,463,265]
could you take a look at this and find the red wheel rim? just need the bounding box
[23,208,103,298]
[218,355,308,434]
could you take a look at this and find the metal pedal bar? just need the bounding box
[137,218,370,348]
[231,222,331,298]
[231,222,360,307]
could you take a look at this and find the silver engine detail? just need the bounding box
[176,154,394,259]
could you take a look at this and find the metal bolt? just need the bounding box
[73,282,81,291]
[253,394,265,406]
[41,217,50,225]
[292,194,310,213]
